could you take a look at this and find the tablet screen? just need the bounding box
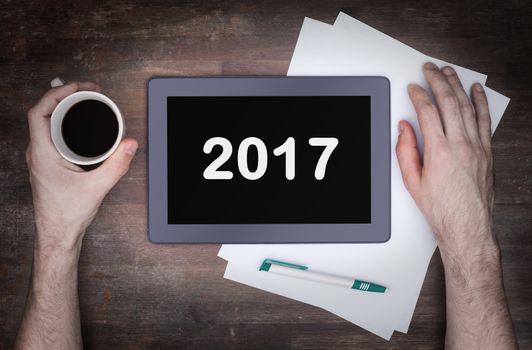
[167,96,371,224]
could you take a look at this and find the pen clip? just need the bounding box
[259,259,308,272]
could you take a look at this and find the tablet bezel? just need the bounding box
[148,76,390,243]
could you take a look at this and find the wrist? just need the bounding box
[34,217,85,253]
[437,217,498,266]
[439,232,500,267]
[440,236,502,291]
[34,236,83,259]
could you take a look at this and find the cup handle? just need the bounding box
[50,77,65,88]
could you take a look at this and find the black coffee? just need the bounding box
[61,99,119,158]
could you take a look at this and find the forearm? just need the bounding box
[440,236,517,350]
[15,226,83,350]
[18,81,135,350]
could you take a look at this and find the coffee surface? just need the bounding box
[61,99,119,158]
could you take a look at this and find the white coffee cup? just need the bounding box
[50,81,124,166]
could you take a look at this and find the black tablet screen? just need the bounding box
[167,96,370,224]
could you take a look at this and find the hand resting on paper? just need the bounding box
[396,62,517,349]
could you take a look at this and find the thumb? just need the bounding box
[396,120,422,197]
[91,138,138,193]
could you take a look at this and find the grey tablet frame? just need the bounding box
[148,76,390,244]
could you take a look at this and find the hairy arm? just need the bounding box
[396,63,517,349]
[17,236,83,349]
[443,238,514,349]
[15,82,138,350]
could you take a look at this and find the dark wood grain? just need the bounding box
[1,0,531,349]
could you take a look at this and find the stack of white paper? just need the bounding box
[218,12,510,340]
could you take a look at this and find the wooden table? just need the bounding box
[1,1,531,348]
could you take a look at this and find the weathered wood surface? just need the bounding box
[1,0,531,348]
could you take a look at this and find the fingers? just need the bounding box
[27,82,101,147]
[89,138,138,193]
[423,62,467,140]
[407,83,445,149]
[441,66,480,144]
[29,81,101,120]
[396,120,422,197]
[471,83,492,152]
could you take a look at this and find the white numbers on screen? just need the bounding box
[203,137,234,180]
[273,137,295,180]
[203,137,338,181]
[238,137,268,180]
[308,137,339,180]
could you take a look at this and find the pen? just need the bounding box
[259,259,387,293]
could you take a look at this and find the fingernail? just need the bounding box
[424,62,438,70]
[50,77,65,88]
[442,66,455,76]
[474,83,484,92]
[407,83,418,93]
[125,143,138,156]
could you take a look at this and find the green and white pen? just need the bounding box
[259,259,387,293]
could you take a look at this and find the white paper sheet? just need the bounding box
[484,87,511,131]
[223,260,395,340]
[219,13,511,340]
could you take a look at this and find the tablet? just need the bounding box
[148,77,390,243]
